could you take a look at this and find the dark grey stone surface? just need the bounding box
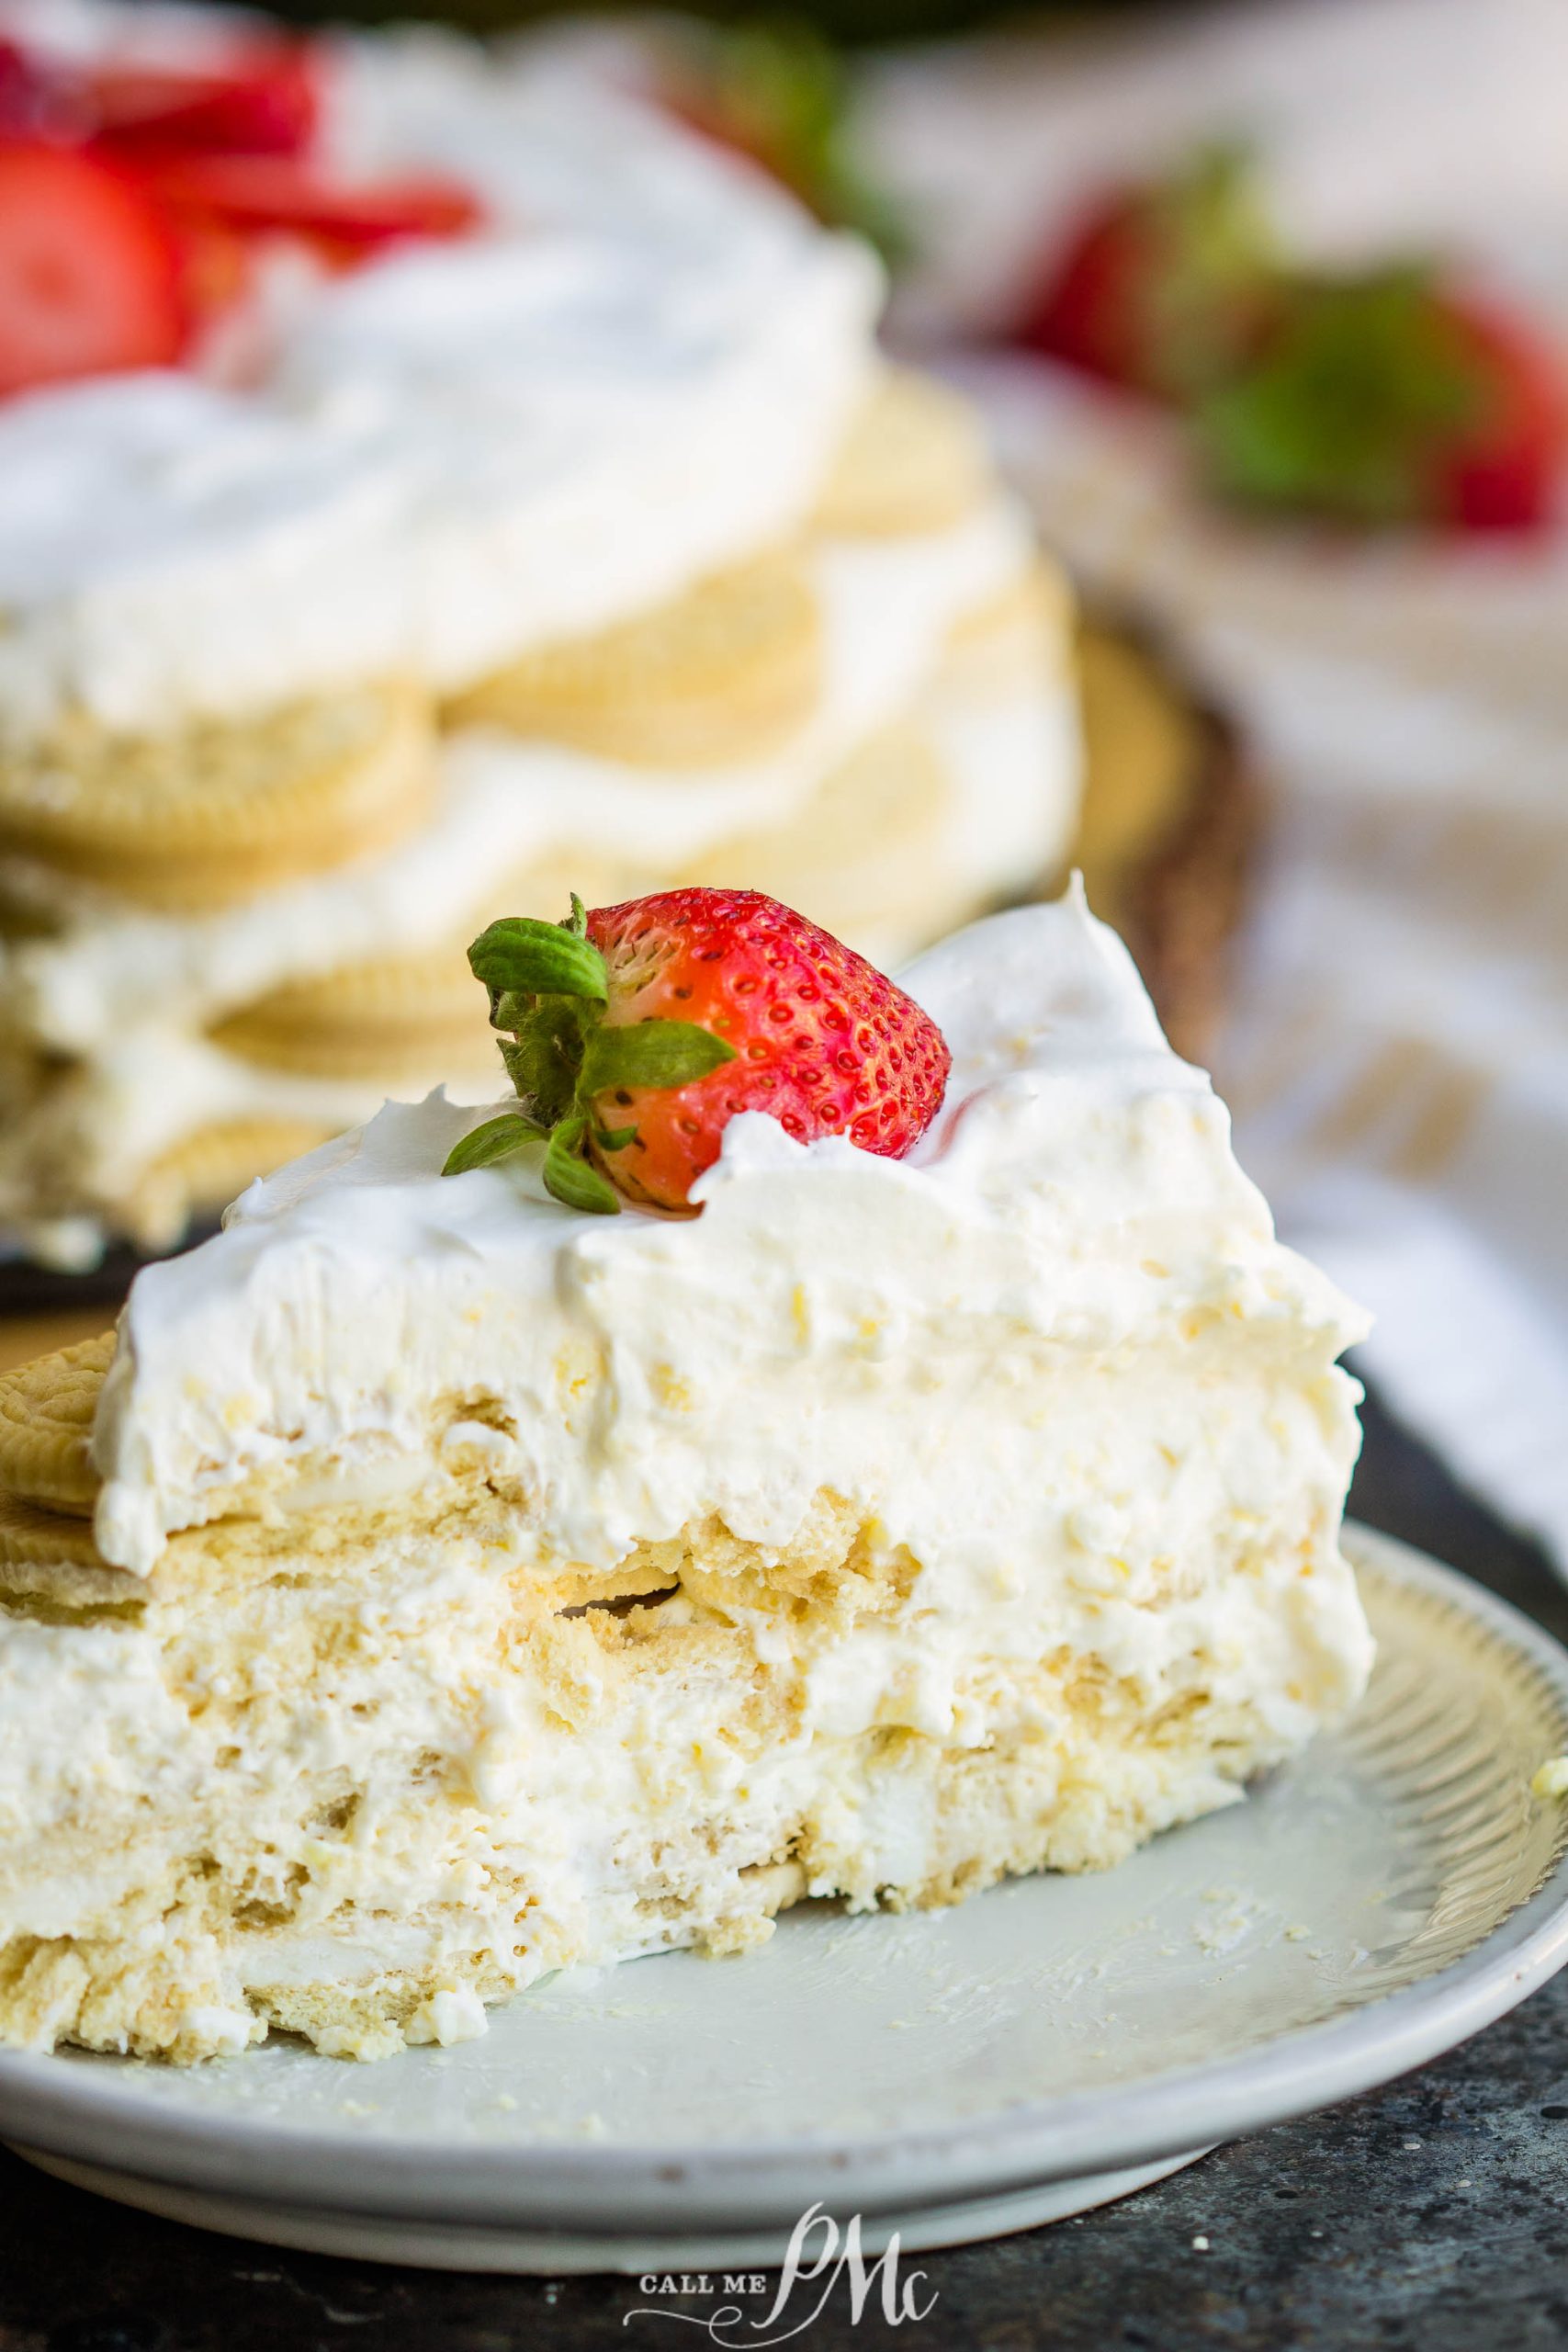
[3,1382,1565,2352]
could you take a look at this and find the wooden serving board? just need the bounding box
[1068,615,1255,1071]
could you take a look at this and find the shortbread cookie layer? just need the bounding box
[446,553,822,769]
[124,1118,345,1250]
[0,684,435,912]
[209,946,486,1083]
[0,482,1076,1265]
[0,1465,1366,2064]
[0,1489,118,1597]
[0,1334,112,1518]
[813,370,991,537]
[206,685,1056,1101]
[682,720,956,945]
[942,557,1076,690]
[0,669,1070,1254]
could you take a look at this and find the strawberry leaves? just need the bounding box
[542,1117,622,1216]
[466,912,608,1004]
[441,897,737,1213]
[1195,267,1485,524]
[442,1111,547,1176]
[579,1021,736,1096]
[1018,142,1277,403]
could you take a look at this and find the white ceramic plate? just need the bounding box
[6,1524,1568,2273]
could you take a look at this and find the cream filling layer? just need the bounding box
[3,1393,1370,2019]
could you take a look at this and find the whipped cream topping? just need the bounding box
[0,23,878,740]
[93,890,1371,1650]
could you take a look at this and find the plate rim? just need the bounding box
[5,1521,1568,2232]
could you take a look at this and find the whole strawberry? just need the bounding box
[1015,146,1278,403]
[443,888,951,1215]
[1196,272,1566,532]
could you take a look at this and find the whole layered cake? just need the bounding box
[0,5,1079,1267]
[0,885,1371,2064]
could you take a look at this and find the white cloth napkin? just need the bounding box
[1204,635,1568,1568]
[862,1,1568,1564]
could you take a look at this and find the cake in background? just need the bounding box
[0,2,1079,1269]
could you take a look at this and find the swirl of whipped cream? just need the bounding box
[0,33,880,741]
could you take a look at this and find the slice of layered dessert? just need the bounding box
[0,886,1371,2063]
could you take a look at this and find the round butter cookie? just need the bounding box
[942,557,1076,692]
[210,944,493,1082]
[812,370,991,538]
[0,1491,121,1603]
[0,682,434,912]
[124,1118,341,1254]
[446,555,821,769]
[210,848,654,1081]
[0,1329,113,1516]
[492,846,660,921]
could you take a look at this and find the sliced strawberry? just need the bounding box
[87,43,319,160]
[1015,149,1277,402]
[441,888,952,1216]
[0,142,186,398]
[139,152,483,262]
[0,40,59,137]
[173,209,255,333]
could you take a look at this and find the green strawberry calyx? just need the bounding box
[663,20,910,266]
[1137,142,1281,401]
[440,896,736,1215]
[1194,266,1489,524]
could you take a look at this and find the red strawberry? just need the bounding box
[1015,148,1277,402]
[1196,270,1566,534]
[86,43,319,161]
[171,209,255,333]
[139,153,483,265]
[1019,187,1155,389]
[0,142,186,398]
[1431,295,1563,531]
[0,40,61,138]
[443,888,952,1216]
